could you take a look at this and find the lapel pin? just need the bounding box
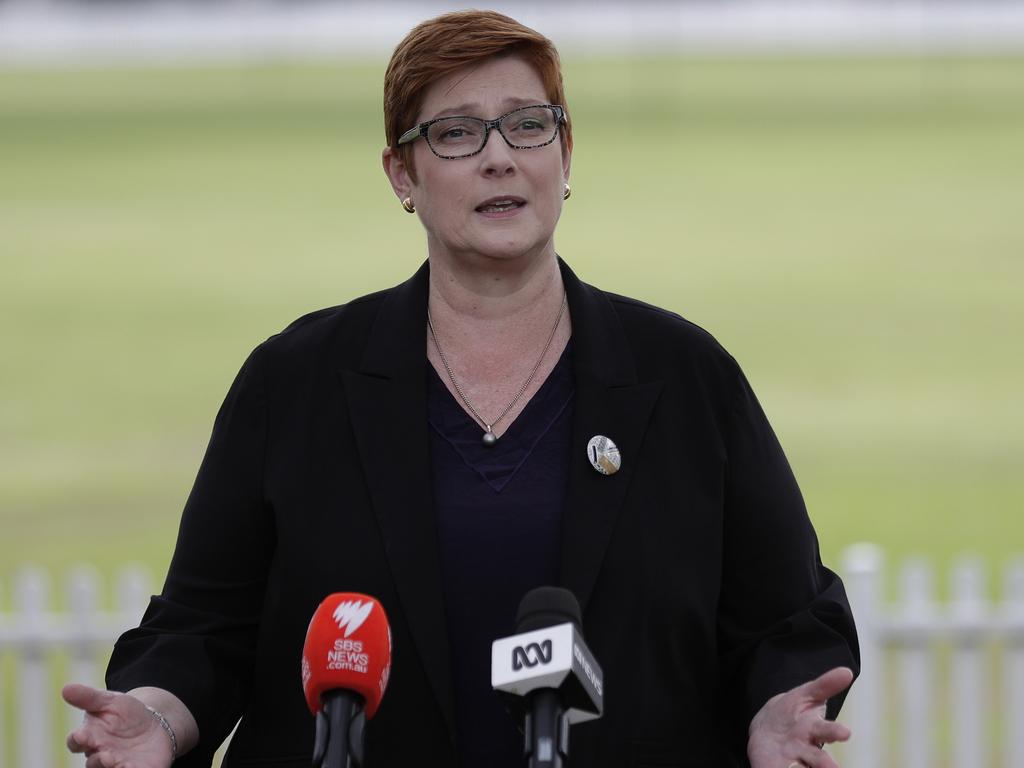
[587,435,621,476]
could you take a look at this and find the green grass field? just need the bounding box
[1,53,1023,768]
[1,55,1022,605]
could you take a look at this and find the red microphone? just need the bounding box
[302,593,392,768]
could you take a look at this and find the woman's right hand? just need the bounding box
[63,683,176,768]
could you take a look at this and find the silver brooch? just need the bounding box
[587,435,621,476]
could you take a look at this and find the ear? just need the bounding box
[382,146,414,202]
[561,144,572,185]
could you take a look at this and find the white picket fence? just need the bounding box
[1,547,1023,768]
[0,565,152,768]
[840,544,1024,768]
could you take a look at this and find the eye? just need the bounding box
[431,119,482,144]
[505,110,552,134]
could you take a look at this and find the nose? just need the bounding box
[478,125,516,176]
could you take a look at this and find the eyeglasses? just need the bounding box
[397,104,566,160]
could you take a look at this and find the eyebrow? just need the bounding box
[427,97,544,121]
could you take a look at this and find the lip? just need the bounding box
[475,195,527,219]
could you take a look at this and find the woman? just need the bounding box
[64,10,858,768]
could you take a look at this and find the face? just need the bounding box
[383,54,571,269]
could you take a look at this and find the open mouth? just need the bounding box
[475,198,526,213]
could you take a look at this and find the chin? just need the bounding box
[477,239,549,263]
[472,229,554,261]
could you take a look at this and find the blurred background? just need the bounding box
[1,1,1022,766]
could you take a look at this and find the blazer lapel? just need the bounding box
[558,260,664,614]
[340,263,457,744]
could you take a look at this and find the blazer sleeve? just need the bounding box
[106,346,275,767]
[715,364,860,752]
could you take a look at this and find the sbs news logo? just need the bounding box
[333,600,373,638]
[512,639,553,671]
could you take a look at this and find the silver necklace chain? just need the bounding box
[427,291,567,447]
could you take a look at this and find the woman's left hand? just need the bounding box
[747,666,854,768]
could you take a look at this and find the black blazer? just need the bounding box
[108,259,858,768]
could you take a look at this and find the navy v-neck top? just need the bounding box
[428,342,574,767]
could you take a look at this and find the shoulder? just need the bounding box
[593,286,741,383]
[251,285,391,373]
[602,290,719,346]
[584,285,776,452]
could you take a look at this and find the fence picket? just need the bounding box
[0,576,6,768]
[116,565,151,619]
[15,567,51,768]
[897,558,935,768]
[950,557,989,768]
[66,566,101,768]
[1005,559,1024,768]
[842,543,883,768]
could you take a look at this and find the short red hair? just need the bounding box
[384,10,572,183]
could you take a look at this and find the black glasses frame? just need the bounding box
[397,104,566,160]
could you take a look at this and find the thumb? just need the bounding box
[802,667,855,705]
[62,683,117,713]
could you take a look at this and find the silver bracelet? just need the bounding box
[143,704,178,761]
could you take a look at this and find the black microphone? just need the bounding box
[491,587,604,768]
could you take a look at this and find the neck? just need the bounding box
[427,248,563,325]
[424,248,571,440]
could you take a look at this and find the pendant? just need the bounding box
[482,428,497,447]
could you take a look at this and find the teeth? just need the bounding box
[479,200,520,212]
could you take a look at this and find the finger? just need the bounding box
[795,742,841,768]
[809,717,852,745]
[85,751,117,768]
[62,683,117,713]
[801,667,855,704]
[67,728,95,754]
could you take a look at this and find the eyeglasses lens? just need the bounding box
[426,106,559,158]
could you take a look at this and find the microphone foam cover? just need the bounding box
[515,586,583,634]
[301,592,392,719]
